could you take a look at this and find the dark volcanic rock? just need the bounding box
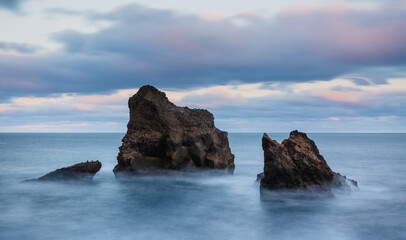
[259,130,357,191]
[25,161,102,182]
[113,85,235,175]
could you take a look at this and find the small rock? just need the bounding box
[24,160,102,182]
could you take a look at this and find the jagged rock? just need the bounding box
[24,161,102,182]
[113,85,235,175]
[259,130,357,191]
[331,172,358,191]
[256,172,265,182]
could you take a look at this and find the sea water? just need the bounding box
[0,133,405,240]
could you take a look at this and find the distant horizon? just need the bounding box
[1,131,405,134]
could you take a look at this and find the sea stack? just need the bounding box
[259,130,357,191]
[24,160,102,182]
[113,85,235,175]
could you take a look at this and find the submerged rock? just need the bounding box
[259,130,357,191]
[24,161,102,182]
[113,85,235,175]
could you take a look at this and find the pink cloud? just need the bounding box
[312,90,360,103]
[283,3,349,15]
[0,123,85,131]
[74,104,94,111]
[275,3,406,64]
[82,95,102,102]
[327,117,340,121]
[237,11,259,18]
[156,31,199,52]
[199,12,224,21]
[0,104,13,114]
[209,89,233,97]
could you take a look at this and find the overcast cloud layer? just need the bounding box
[0,1,405,132]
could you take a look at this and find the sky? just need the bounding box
[0,0,405,132]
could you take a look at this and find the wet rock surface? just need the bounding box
[24,161,102,182]
[259,130,357,191]
[113,85,235,175]
[331,172,359,191]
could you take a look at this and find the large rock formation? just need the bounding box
[24,161,102,182]
[113,85,235,175]
[259,130,357,191]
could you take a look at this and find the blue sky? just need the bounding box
[0,0,405,132]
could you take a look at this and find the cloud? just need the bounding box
[0,0,26,11]
[0,3,405,97]
[1,2,405,132]
[53,30,85,53]
[275,4,406,65]
[0,121,121,132]
[0,41,41,53]
[1,77,405,132]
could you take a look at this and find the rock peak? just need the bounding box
[136,85,166,98]
[130,85,169,109]
[289,129,304,137]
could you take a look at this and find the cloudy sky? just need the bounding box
[0,0,405,132]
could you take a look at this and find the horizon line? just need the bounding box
[0,131,405,134]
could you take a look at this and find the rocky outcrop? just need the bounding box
[113,85,235,175]
[24,161,102,182]
[331,172,359,191]
[259,130,357,191]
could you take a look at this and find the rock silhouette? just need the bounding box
[259,130,357,191]
[24,161,101,182]
[113,85,235,175]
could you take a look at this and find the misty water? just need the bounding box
[0,133,405,240]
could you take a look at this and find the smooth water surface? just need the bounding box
[0,133,405,240]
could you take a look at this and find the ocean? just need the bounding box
[0,133,405,240]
